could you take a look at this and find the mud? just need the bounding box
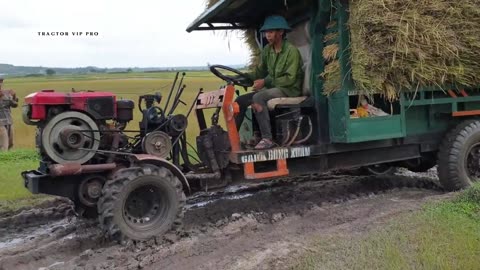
[0,198,75,233]
[0,168,449,270]
[0,197,73,219]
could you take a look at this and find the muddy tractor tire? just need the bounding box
[98,165,186,242]
[438,120,480,191]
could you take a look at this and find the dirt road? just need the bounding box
[0,169,447,270]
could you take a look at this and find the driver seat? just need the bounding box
[267,21,312,111]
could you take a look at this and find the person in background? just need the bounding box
[0,77,19,151]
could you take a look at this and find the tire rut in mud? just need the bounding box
[0,198,104,270]
[0,218,105,270]
[183,170,442,229]
[0,198,75,234]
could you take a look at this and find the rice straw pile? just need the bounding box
[348,0,480,99]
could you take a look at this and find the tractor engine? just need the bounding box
[22,85,190,215]
[23,90,134,165]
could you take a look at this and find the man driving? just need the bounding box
[235,15,304,150]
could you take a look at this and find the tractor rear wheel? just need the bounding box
[438,120,480,191]
[98,165,186,242]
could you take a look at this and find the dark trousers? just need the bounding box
[235,88,286,140]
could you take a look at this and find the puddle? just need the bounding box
[186,192,255,210]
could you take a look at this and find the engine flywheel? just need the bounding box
[41,111,100,164]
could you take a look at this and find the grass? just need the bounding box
[0,149,39,200]
[292,183,480,270]
[0,149,51,213]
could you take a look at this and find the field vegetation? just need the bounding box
[293,184,480,270]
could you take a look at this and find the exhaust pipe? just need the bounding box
[49,163,117,177]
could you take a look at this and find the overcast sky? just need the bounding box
[0,0,250,68]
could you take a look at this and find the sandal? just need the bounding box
[254,138,275,150]
[241,132,262,150]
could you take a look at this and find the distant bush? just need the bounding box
[46,69,56,76]
[107,71,130,74]
[144,70,170,73]
[24,74,45,77]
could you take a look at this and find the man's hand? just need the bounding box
[252,79,265,91]
[8,90,17,99]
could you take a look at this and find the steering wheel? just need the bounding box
[210,65,254,88]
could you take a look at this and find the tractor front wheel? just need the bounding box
[438,120,480,191]
[98,165,186,242]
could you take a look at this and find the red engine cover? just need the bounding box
[24,90,117,120]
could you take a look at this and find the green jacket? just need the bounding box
[250,40,304,97]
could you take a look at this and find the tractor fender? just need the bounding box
[131,154,191,194]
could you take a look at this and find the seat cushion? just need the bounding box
[267,96,308,110]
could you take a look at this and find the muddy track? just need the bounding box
[0,169,445,270]
[0,197,74,220]
[0,198,75,233]
[184,170,441,227]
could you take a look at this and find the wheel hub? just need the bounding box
[124,185,166,227]
[466,143,480,181]
[87,182,102,199]
[60,128,86,149]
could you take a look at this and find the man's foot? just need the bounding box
[254,138,275,150]
[241,133,261,149]
[247,135,261,146]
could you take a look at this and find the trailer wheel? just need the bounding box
[74,174,106,218]
[362,164,396,176]
[438,120,480,191]
[74,202,98,219]
[403,153,437,172]
[98,165,185,242]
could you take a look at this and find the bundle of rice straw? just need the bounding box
[349,0,480,100]
[320,20,341,95]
